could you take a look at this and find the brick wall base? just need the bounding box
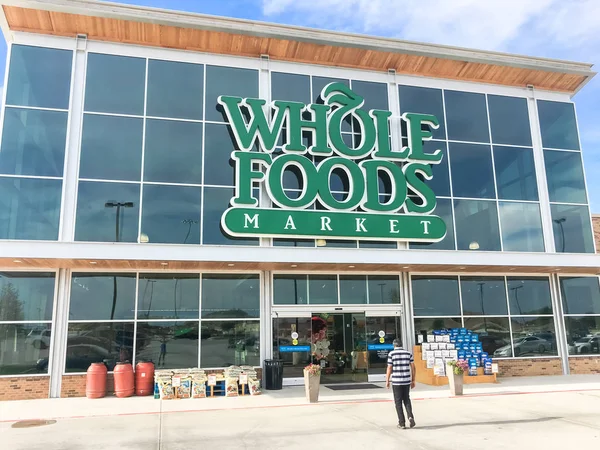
[569,356,600,374]
[496,358,563,377]
[0,376,49,401]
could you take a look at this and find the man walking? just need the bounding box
[385,338,416,429]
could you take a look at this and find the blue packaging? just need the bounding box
[470,334,479,343]
[457,336,464,344]
[433,330,441,335]
[450,336,457,343]
[457,350,466,360]
[459,328,467,335]
[469,344,477,351]
[440,329,448,335]
[480,352,489,360]
[468,358,478,376]
[483,358,493,375]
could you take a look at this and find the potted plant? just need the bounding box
[303,363,321,403]
[446,360,469,396]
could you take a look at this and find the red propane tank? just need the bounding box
[135,361,155,396]
[113,362,135,398]
[86,363,107,399]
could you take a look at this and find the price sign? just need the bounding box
[239,374,248,385]
[172,376,181,387]
[207,374,217,386]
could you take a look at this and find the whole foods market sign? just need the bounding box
[218,82,446,242]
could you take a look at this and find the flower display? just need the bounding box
[447,359,469,375]
[304,363,321,376]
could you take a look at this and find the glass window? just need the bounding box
[412,276,460,316]
[510,317,558,357]
[312,77,351,132]
[138,274,200,320]
[69,273,136,320]
[136,321,198,370]
[340,275,367,304]
[507,277,552,315]
[204,123,239,186]
[201,274,260,318]
[308,275,338,304]
[551,204,594,253]
[537,100,580,150]
[200,320,260,368]
[460,277,508,315]
[0,273,55,321]
[79,115,143,181]
[423,141,450,197]
[0,108,68,177]
[84,53,146,115]
[205,66,258,122]
[398,85,445,140]
[444,90,489,143]
[410,198,455,251]
[351,80,388,112]
[141,184,201,245]
[273,317,311,376]
[560,277,600,315]
[6,45,73,109]
[202,187,259,246]
[487,95,532,146]
[464,317,511,356]
[65,322,134,372]
[367,276,400,304]
[0,177,62,241]
[414,317,461,341]
[144,119,203,184]
[146,60,204,120]
[273,238,315,248]
[565,317,600,355]
[75,181,140,243]
[449,143,495,199]
[499,202,544,252]
[273,275,308,305]
[493,146,538,201]
[454,199,501,251]
[544,150,587,204]
[359,241,397,249]
[0,324,51,375]
[271,72,310,103]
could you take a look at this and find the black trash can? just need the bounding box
[264,359,284,390]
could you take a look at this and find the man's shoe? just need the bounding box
[397,424,406,429]
[409,418,416,428]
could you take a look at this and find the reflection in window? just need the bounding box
[507,278,552,315]
[0,273,55,321]
[510,317,558,357]
[499,202,544,252]
[351,80,388,113]
[422,141,450,197]
[0,177,62,240]
[66,322,134,373]
[144,119,203,184]
[271,72,310,103]
[0,108,68,177]
[200,321,260,367]
[204,123,239,186]
[565,317,600,355]
[410,198,455,251]
[544,150,587,204]
[138,274,200,319]
[273,317,311,376]
[273,275,308,305]
[551,204,594,253]
[340,276,367,304]
[308,275,338,304]
[487,95,532,146]
[359,241,398,249]
[537,100,580,150]
[464,317,511,356]
[398,85,445,140]
[414,317,461,342]
[7,45,72,109]
[84,53,146,115]
[141,184,201,244]
[69,273,136,320]
[444,90,489,143]
[412,276,460,316]
[79,114,143,181]
[454,199,501,251]
[449,143,495,199]
[0,324,52,375]
[560,277,600,315]
[493,146,538,201]
[460,277,508,315]
[147,60,204,120]
[205,66,258,122]
[75,181,140,243]
[136,321,198,370]
[201,274,260,318]
[367,276,400,304]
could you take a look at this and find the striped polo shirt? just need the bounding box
[387,348,414,385]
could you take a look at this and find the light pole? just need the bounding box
[510,285,524,315]
[553,217,567,252]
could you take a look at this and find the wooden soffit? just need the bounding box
[1,3,594,94]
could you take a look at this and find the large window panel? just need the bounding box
[143,119,203,184]
[273,275,308,305]
[0,108,68,177]
[351,80,388,113]
[460,277,508,316]
[203,123,239,186]
[6,45,72,110]
[200,320,260,368]
[308,275,338,304]
[271,72,311,103]
[205,66,258,122]
[487,95,532,146]
[141,184,201,245]
[464,317,511,356]
[422,141,450,197]
[510,317,558,357]
[454,199,501,251]
[398,85,445,140]
[410,198,455,251]
[201,274,260,319]
[138,274,200,320]
[312,77,351,132]
[551,204,594,253]
[537,100,580,150]
[544,150,587,204]
[135,321,198,370]
[560,277,600,315]
[0,273,55,321]
[444,90,489,143]
[449,143,496,199]
[0,177,62,241]
[507,278,552,315]
[79,115,143,181]
[0,324,51,375]
[414,318,462,341]
[146,60,204,120]
[84,53,146,115]
[493,146,538,201]
[340,275,367,304]
[75,181,140,243]
[499,202,544,252]
[412,276,460,316]
[69,273,136,320]
[565,317,600,355]
[367,276,400,304]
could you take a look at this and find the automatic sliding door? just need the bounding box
[273,317,311,378]
[366,315,402,378]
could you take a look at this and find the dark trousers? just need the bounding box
[392,384,414,425]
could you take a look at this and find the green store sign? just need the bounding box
[218,82,446,242]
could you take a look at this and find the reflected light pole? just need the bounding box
[510,285,524,315]
[553,218,567,252]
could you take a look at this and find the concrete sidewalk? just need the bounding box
[1,374,599,423]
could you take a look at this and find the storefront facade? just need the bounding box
[1,0,599,400]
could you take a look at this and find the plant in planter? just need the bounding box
[446,359,469,396]
[303,363,321,403]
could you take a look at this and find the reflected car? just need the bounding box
[569,336,600,354]
[25,328,51,349]
[494,336,550,357]
[479,336,508,355]
[36,344,118,372]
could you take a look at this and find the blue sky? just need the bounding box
[3,0,600,210]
